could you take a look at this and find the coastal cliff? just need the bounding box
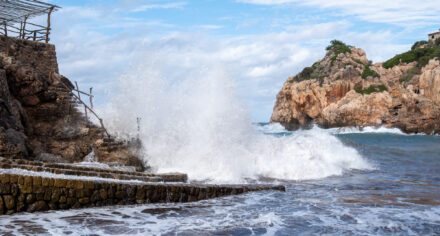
[0,36,143,168]
[271,40,440,134]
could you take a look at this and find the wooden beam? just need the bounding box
[89,87,94,109]
[22,15,28,39]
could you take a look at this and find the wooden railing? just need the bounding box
[50,72,110,138]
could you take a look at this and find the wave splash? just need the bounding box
[102,50,372,183]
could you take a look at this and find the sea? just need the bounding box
[1,123,439,235]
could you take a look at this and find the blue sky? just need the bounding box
[39,0,440,121]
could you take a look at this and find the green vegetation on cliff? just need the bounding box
[361,66,380,79]
[355,84,387,95]
[289,40,352,84]
[326,40,352,65]
[382,40,440,69]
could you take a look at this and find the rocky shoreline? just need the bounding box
[271,40,440,134]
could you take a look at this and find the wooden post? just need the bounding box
[89,87,94,109]
[3,22,8,56]
[19,21,23,39]
[22,16,28,39]
[46,6,54,43]
[137,117,141,140]
[33,31,36,41]
[75,81,88,122]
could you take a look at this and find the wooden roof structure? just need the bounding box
[0,0,60,44]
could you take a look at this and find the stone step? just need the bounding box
[0,158,187,183]
[0,163,163,183]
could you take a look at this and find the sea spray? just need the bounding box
[101,48,373,183]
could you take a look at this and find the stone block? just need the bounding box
[51,189,61,202]
[26,194,36,204]
[10,184,18,196]
[0,174,10,184]
[0,196,4,214]
[115,191,126,199]
[66,197,75,206]
[48,202,58,210]
[9,175,18,184]
[84,181,94,189]
[54,179,67,188]
[99,189,107,200]
[19,184,32,194]
[3,195,15,210]
[66,180,75,189]
[49,178,55,187]
[74,180,84,189]
[59,196,66,204]
[78,197,89,205]
[33,176,42,187]
[36,193,44,201]
[24,176,32,187]
[33,185,45,194]
[0,184,11,194]
[42,178,50,187]
[27,201,48,213]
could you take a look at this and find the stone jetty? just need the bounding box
[0,157,285,215]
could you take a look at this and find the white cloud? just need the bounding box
[131,2,187,12]
[197,25,224,30]
[238,0,440,25]
[47,4,410,121]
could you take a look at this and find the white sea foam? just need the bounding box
[101,48,373,183]
[327,126,407,135]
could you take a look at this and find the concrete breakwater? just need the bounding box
[0,172,285,215]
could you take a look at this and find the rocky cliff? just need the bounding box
[271,40,440,134]
[0,36,143,168]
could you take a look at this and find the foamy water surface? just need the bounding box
[1,124,439,235]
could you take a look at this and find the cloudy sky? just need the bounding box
[40,0,440,121]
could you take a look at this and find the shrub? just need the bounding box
[355,84,387,95]
[436,38,440,46]
[411,40,428,50]
[361,66,380,79]
[327,40,352,65]
[352,58,364,65]
[383,44,440,69]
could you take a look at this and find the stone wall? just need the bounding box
[0,173,285,215]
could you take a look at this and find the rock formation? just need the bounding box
[0,36,143,168]
[271,40,440,134]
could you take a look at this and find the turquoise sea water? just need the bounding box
[0,123,439,235]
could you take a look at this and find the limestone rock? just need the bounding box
[271,45,440,134]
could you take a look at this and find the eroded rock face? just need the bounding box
[271,46,440,134]
[0,36,143,168]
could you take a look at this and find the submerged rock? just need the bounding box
[271,40,440,134]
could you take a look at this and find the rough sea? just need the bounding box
[1,123,439,235]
